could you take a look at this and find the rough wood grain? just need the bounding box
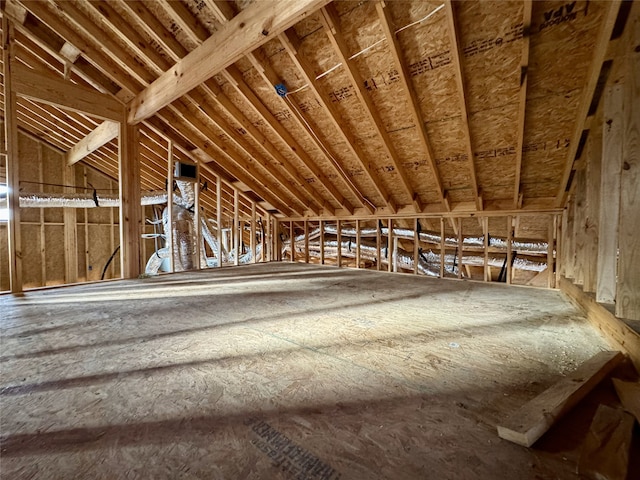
[497,350,623,447]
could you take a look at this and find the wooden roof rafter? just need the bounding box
[127,0,333,124]
[320,4,422,213]
[149,109,295,216]
[279,29,393,214]
[140,123,269,219]
[181,87,320,215]
[443,0,482,211]
[220,66,349,215]
[163,103,301,216]
[375,0,447,211]
[512,0,532,209]
[247,52,375,213]
[17,0,139,97]
[172,2,354,216]
[199,80,333,215]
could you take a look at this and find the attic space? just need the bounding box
[1,1,639,479]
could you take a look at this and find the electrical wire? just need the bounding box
[284,4,445,92]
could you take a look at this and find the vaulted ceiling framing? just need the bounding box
[1,0,624,220]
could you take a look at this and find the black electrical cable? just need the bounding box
[101,245,121,280]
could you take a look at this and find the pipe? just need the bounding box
[18,191,168,208]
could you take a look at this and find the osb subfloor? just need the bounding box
[0,263,632,479]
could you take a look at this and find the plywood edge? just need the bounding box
[497,350,623,447]
[559,276,640,372]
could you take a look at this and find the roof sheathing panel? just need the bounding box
[521,0,606,199]
[385,1,473,204]
[456,1,523,202]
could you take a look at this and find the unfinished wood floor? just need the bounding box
[0,263,614,479]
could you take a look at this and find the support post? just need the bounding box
[376,220,382,271]
[167,141,175,273]
[290,220,295,262]
[304,220,309,263]
[194,162,202,270]
[63,164,78,283]
[440,217,445,278]
[457,217,463,279]
[119,121,141,279]
[483,217,489,282]
[216,175,223,268]
[507,215,513,285]
[251,202,256,264]
[555,213,562,288]
[355,219,361,268]
[336,220,342,267]
[548,215,555,288]
[388,218,393,273]
[413,218,419,274]
[320,219,325,264]
[2,17,22,293]
[234,189,239,266]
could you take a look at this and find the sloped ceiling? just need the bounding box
[0,0,624,220]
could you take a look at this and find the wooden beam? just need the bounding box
[319,220,325,265]
[616,10,640,320]
[200,81,327,214]
[279,32,385,212]
[376,1,446,209]
[118,121,141,279]
[303,220,309,264]
[387,219,393,273]
[506,216,513,285]
[185,88,319,215]
[577,404,634,480]
[63,163,78,283]
[162,0,210,45]
[483,217,489,282]
[216,174,222,268]
[336,220,342,268]
[320,5,420,212]
[251,202,257,264]
[444,1,481,210]
[497,351,623,447]
[2,16,23,293]
[225,63,354,214]
[597,85,624,303]
[128,0,331,124]
[156,108,297,216]
[194,161,202,270]
[457,218,463,279]
[16,0,139,97]
[513,0,532,207]
[555,1,622,207]
[355,219,361,268]
[234,189,239,266]
[12,62,124,121]
[167,141,175,273]
[559,276,640,373]
[413,218,419,274]
[440,217,445,278]
[547,216,555,289]
[66,120,119,166]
